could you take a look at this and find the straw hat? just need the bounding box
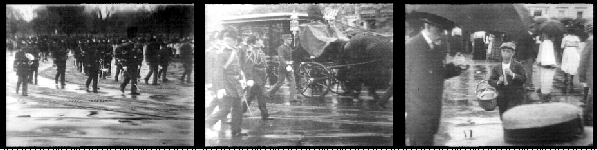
[487,103,593,146]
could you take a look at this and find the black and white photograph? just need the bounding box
[205,4,393,146]
[405,4,593,146]
[6,4,194,146]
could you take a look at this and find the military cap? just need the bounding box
[487,103,592,146]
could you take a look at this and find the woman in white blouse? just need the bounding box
[560,31,581,88]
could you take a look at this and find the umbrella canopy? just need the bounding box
[539,20,566,36]
[412,4,534,41]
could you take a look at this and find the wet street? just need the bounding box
[205,79,393,146]
[434,54,587,146]
[5,51,194,146]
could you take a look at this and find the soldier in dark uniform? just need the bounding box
[134,41,144,79]
[240,35,271,120]
[144,37,161,85]
[74,40,84,73]
[38,39,49,62]
[28,41,40,85]
[405,13,464,146]
[157,43,173,82]
[180,39,193,83]
[54,44,68,87]
[205,30,247,136]
[114,40,132,82]
[14,44,31,96]
[267,34,301,101]
[119,43,141,95]
[85,41,101,93]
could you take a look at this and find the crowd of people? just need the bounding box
[405,10,593,145]
[9,35,194,96]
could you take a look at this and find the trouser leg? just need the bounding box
[269,70,287,94]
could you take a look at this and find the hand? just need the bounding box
[239,80,246,88]
[217,89,226,99]
[505,68,514,76]
[247,80,254,87]
[286,65,293,71]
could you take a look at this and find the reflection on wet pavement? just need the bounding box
[6,52,194,146]
[206,88,393,146]
[435,56,589,146]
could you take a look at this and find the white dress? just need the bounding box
[536,40,557,66]
[560,35,581,75]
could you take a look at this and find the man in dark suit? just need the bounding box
[405,12,464,146]
[514,27,537,93]
[488,42,527,119]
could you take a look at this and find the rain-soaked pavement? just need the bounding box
[434,54,588,146]
[5,51,194,146]
[205,76,393,146]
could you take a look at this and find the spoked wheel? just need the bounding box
[297,62,331,100]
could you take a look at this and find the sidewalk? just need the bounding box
[435,53,588,146]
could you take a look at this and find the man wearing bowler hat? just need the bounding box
[405,12,465,146]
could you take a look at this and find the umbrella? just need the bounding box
[539,20,566,36]
[412,4,534,41]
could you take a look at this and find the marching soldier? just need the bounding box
[114,39,131,82]
[180,39,193,83]
[28,41,41,85]
[240,35,271,120]
[267,34,301,102]
[14,43,32,96]
[54,44,68,88]
[134,41,144,79]
[157,43,174,82]
[119,43,141,95]
[144,37,161,85]
[85,40,101,93]
[205,30,247,136]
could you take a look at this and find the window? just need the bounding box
[534,10,542,17]
[578,11,583,18]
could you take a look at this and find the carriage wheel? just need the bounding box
[297,62,330,100]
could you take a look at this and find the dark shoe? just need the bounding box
[144,78,149,84]
[120,87,125,93]
[22,93,28,96]
[163,79,170,82]
[92,90,99,93]
[151,83,160,85]
[131,92,141,95]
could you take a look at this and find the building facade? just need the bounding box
[525,4,593,20]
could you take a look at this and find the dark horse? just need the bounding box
[299,35,393,108]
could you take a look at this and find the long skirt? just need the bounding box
[538,66,556,94]
[561,47,580,75]
[536,40,557,66]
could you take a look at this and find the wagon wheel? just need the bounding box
[297,62,331,100]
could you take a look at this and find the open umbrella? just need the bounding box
[411,4,534,42]
[539,20,566,36]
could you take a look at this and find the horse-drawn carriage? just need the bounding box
[221,13,393,101]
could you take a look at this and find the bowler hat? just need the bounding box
[407,11,455,30]
[487,103,593,146]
